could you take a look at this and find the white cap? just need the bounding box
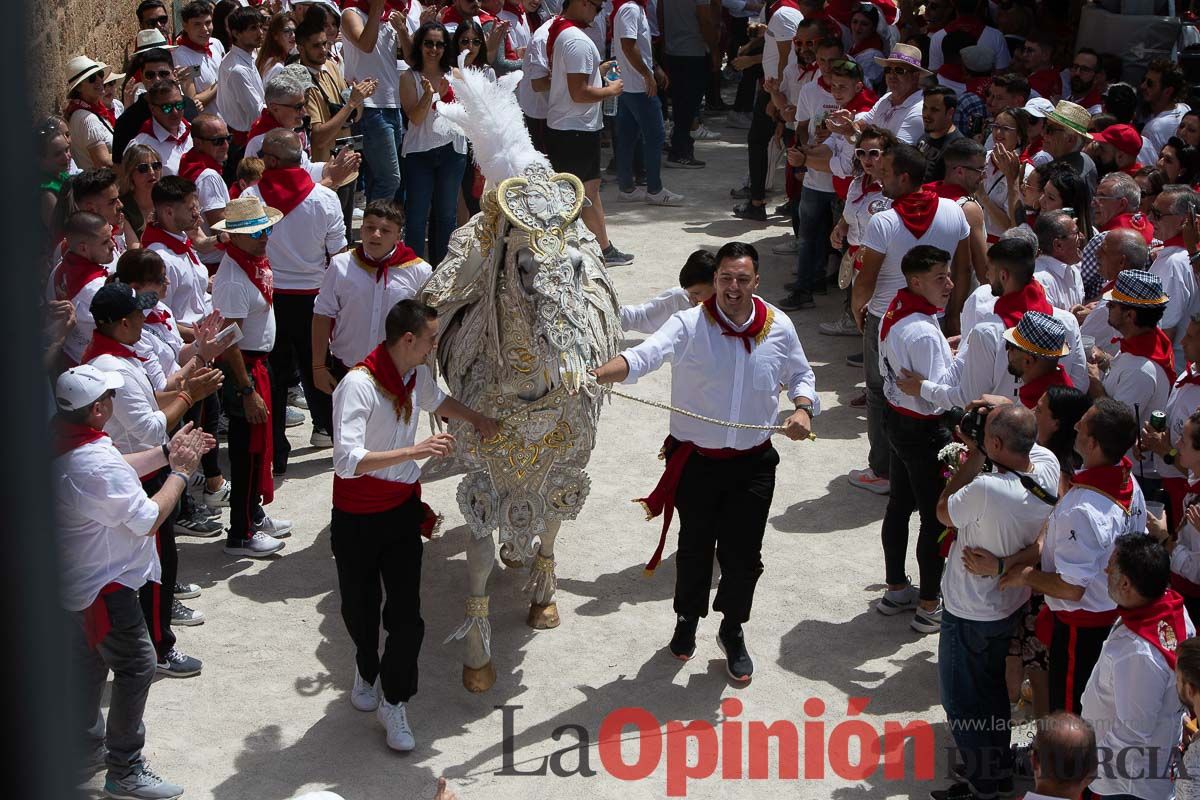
[55,365,124,412]
[1024,97,1055,119]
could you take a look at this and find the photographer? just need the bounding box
[933,403,1061,800]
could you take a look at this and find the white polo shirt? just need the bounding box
[90,350,170,455]
[211,253,277,352]
[54,437,161,611]
[880,309,954,417]
[173,37,226,94]
[216,44,265,133]
[619,286,693,334]
[1103,345,1173,473]
[548,26,602,133]
[795,79,839,193]
[861,198,969,317]
[1034,254,1084,311]
[127,119,194,176]
[313,249,433,365]
[243,182,347,292]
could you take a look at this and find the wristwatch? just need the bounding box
[237,385,255,398]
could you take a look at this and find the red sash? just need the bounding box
[701,295,769,353]
[1119,589,1188,669]
[256,167,316,217]
[503,0,527,25]
[64,98,116,131]
[965,76,991,99]
[82,331,147,364]
[51,418,109,457]
[937,64,966,83]
[891,188,940,239]
[332,474,440,537]
[1119,328,1177,386]
[880,288,941,341]
[1071,85,1103,110]
[177,148,223,184]
[145,307,171,326]
[1102,212,1155,245]
[225,244,273,305]
[176,33,212,57]
[353,243,422,282]
[546,15,584,62]
[1017,365,1073,409]
[83,583,124,650]
[942,14,984,38]
[142,224,201,266]
[993,280,1053,328]
[56,251,107,302]
[245,353,275,506]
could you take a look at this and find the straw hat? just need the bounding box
[1045,100,1094,140]
[212,196,284,234]
[65,55,108,92]
[873,43,932,76]
[1003,311,1070,358]
[133,29,177,54]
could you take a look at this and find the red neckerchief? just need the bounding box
[1122,162,1146,177]
[56,251,107,301]
[256,167,317,217]
[965,76,991,98]
[1018,365,1073,408]
[225,243,273,305]
[890,187,940,239]
[175,32,212,57]
[346,0,410,20]
[503,0,527,24]
[846,88,878,114]
[701,295,769,353]
[880,288,941,341]
[767,0,802,19]
[1102,212,1155,245]
[50,418,109,458]
[1028,68,1061,101]
[938,64,966,83]
[852,177,883,203]
[994,280,1053,328]
[1162,234,1187,250]
[248,108,286,143]
[1020,135,1044,166]
[64,98,115,131]
[1071,84,1103,109]
[546,15,584,62]
[177,148,223,184]
[927,180,968,201]
[1072,456,1135,512]
[139,116,191,145]
[440,4,468,24]
[942,14,985,37]
[1177,364,1200,388]
[145,307,171,325]
[354,243,422,282]
[142,223,201,266]
[356,342,417,421]
[1119,589,1188,669]
[848,32,884,57]
[607,0,645,45]
[82,330,146,364]
[1120,327,1177,385]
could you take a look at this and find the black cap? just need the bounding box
[90,281,158,325]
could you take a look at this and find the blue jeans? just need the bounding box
[939,607,1021,799]
[362,107,404,203]
[793,186,836,293]
[403,142,467,267]
[616,92,664,195]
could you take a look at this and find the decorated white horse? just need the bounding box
[422,68,621,692]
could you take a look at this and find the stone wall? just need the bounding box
[28,0,140,117]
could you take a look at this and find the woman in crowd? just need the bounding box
[1177,109,1200,149]
[453,20,493,220]
[102,70,125,120]
[399,22,468,267]
[1039,163,1095,241]
[1156,136,1200,187]
[980,107,1028,240]
[37,120,73,236]
[847,4,886,92]
[64,56,115,169]
[119,143,163,243]
[257,12,296,84]
[1011,162,1044,230]
[1035,385,1093,491]
[1135,166,1167,216]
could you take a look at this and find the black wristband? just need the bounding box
[162,443,170,462]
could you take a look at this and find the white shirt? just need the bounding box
[400,71,467,156]
[1172,480,1200,585]
[211,252,277,352]
[857,89,924,144]
[68,108,113,169]
[943,445,1061,621]
[194,166,231,268]
[1080,298,1120,357]
[762,6,803,81]
[619,286,693,334]
[795,79,839,193]
[620,299,820,450]
[243,183,346,291]
[172,37,226,94]
[1162,374,1200,481]
[548,26,602,133]
[862,198,970,317]
[53,438,161,611]
[518,18,552,120]
[151,232,213,324]
[1082,613,1193,800]
[1139,103,1190,166]
[127,118,194,176]
[1043,482,1148,613]
[841,177,890,247]
[614,2,653,95]
[880,309,953,417]
[90,351,170,455]
[342,7,401,108]
[136,302,185,381]
[927,25,1010,72]
[981,156,1011,240]
[332,364,447,484]
[499,7,532,51]
[1150,245,1197,369]
[1104,346,1173,474]
[61,274,106,365]
[313,249,433,365]
[217,45,265,132]
[1034,254,1085,311]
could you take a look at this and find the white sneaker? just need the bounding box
[377,699,416,751]
[287,386,308,409]
[819,313,860,337]
[223,531,286,558]
[203,479,231,508]
[645,188,685,206]
[618,187,647,202]
[285,406,305,428]
[848,468,890,495]
[877,583,919,616]
[351,669,380,711]
[310,429,333,448]
[255,515,293,538]
[693,124,721,140]
[911,601,943,634]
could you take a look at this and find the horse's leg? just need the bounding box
[457,531,497,692]
[525,519,561,629]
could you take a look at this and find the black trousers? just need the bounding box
[331,499,426,704]
[673,444,779,624]
[663,53,709,160]
[747,86,774,202]
[138,469,177,659]
[525,115,548,155]
[224,356,273,543]
[1048,616,1111,714]
[269,292,333,470]
[185,391,222,481]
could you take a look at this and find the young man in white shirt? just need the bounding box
[1033,210,1085,311]
[143,176,213,339]
[245,129,348,464]
[1001,398,1148,713]
[53,212,116,366]
[312,200,432,386]
[545,0,633,266]
[1138,59,1190,167]
[1083,534,1193,800]
[177,113,232,273]
[126,80,194,176]
[216,7,267,170]
[517,16,553,152]
[1147,185,1199,369]
[174,1,225,110]
[875,246,955,633]
[331,299,498,751]
[933,404,1060,800]
[54,365,209,800]
[619,248,716,333]
[593,241,818,681]
[45,167,127,278]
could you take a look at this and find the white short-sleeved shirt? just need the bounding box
[1033,254,1084,311]
[136,302,185,381]
[620,286,693,334]
[842,177,890,247]
[795,78,838,193]
[172,37,226,94]
[211,253,277,352]
[762,6,803,81]
[857,90,925,144]
[1139,103,1190,166]
[90,351,170,455]
[243,183,347,291]
[518,18,553,119]
[1150,246,1197,368]
[313,249,433,365]
[151,234,213,325]
[1103,349,1172,473]
[68,109,113,170]
[614,2,653,95]
[54,438,161,611]
[332,365,447,484]
[194,167,231,267]
[548,27,602,133]
[943,445,1061,621]
[880,310,954,417]
[1172,483,1200,585]
[216,45,265,132]
[342,7,402,108]
[1160,377,1200,481]
[61,275,106,365]
[861,198,970,317]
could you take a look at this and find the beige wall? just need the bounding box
[28,0,141,117]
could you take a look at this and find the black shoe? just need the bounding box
[930,785,979,800]
[777,291,815,311]
[669,615,698,660]
[774,201,794,217]
[846,351,864,367]
[732,202,767,221]
[717,623,753,681]
[666,155,706,169]
[730,185,751,199]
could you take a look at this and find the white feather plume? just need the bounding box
[439,68,550,186]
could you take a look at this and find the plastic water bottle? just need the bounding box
[602,63,620,117]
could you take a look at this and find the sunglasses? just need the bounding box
[422,40,446,49]
[271,101,307,111]
[135,161,164,173]
[459,38,483,46]
[854,148,883,159]
[198,134,234,145]
[1149,207,1177,220]
[85,72,105,84]
[248,226,274,239]
[143,69,174,81]
[159,101,186,114]
[1069,63,1096,73]
[147,15,169,26]
[883,66,914,75]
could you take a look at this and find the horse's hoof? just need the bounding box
[462,661,496,693]
[527,601,560,630]
[500,553,525,569]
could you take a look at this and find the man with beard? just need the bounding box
[1089,124,1144,178]
[1137,59,1189,167]
[929,138,988,300]
[1066,48,1104,114]
[1004,311,1074,408]
[916,86,964,182]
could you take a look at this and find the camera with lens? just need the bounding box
[942,404,993,447]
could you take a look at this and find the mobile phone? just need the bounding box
[210,323,244,354]
[333,135,364,156]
